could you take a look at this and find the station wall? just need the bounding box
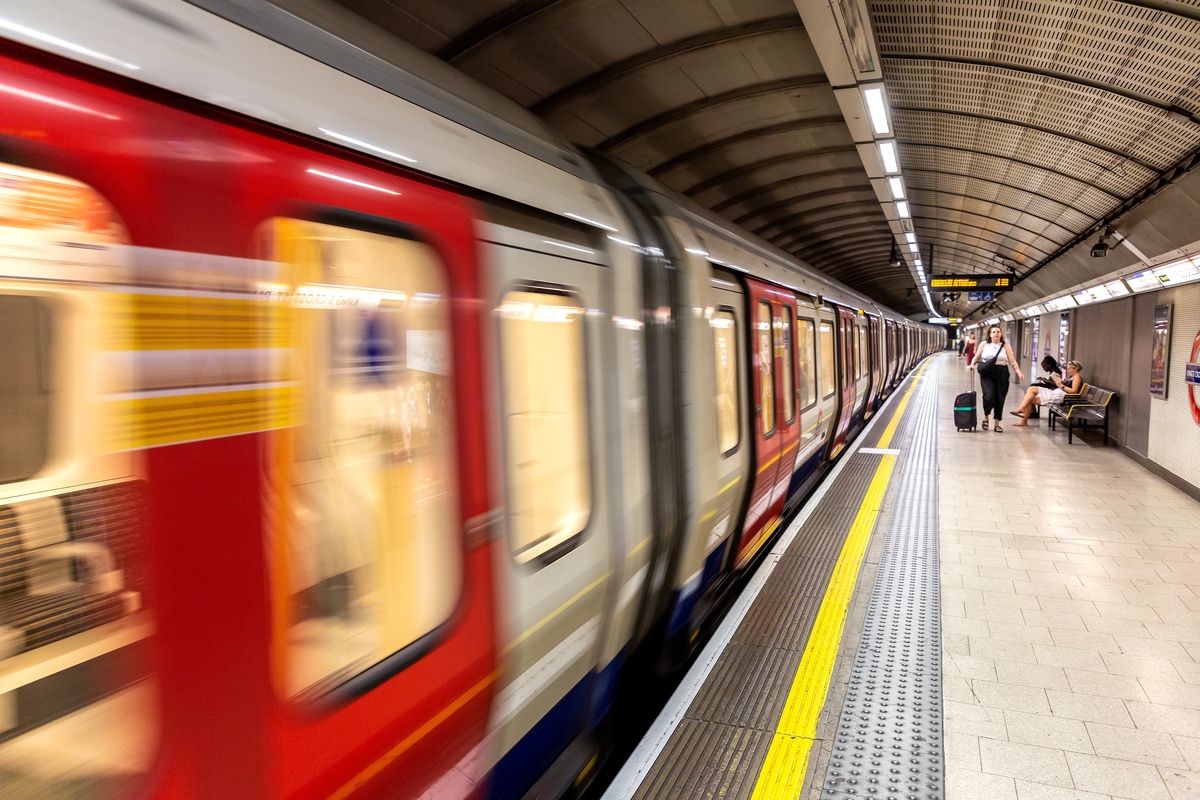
[1011,281,1200,496]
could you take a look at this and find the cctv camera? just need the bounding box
[1091,226,1113,258]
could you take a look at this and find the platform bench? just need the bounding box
[1048,385,1116,444]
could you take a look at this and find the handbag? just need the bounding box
[976,345,1002,376]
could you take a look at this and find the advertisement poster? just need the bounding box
[1150,303,1171,399]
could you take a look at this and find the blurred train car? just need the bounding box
[0,2,940,799]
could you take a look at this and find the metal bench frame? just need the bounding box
[1047,385,1116,444]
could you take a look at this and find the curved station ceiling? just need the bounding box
[321,0,1200,319]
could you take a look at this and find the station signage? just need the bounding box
[968,291,995,302]
[930,274,1013,291]
[1189,329,1200,426]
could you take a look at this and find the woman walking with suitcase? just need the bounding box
[972,325,1023,432]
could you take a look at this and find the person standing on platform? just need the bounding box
[972,325,1023,432]
[957,336,965,357]
[963,333,976,365]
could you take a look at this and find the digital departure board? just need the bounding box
[928,274,1013,291]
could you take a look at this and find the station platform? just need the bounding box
[603,352,1200,800]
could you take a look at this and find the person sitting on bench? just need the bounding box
[1032,356,1062,389]
[1011,360,1083,426]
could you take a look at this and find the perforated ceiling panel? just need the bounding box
[871,0,1200,315]
[309,0,922,312]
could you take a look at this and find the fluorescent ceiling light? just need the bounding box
[914,258,922,266]
[318,128,416,163]
[878,141,899,173]
[0,17,138,70]
[543,240,592,254]
[306,168,399,195]
[863,87,889,135]
[888,177,905,199]
[908,243,919,253]
[905,233,916,243]
[0,83,118,120]
[563,212,617,232]
[896,201,910,218]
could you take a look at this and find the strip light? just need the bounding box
[878,141,899,173]
[862,87,889,135]
[0,17,138,70]
[896,201,910,218]
[306,168,399,195]
[318,128,417,164]
[888,177,905,199]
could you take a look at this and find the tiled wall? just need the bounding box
[1147,281,1200,489]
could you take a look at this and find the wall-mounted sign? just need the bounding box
[1126,271,1160,292]
[1151,303,1172,399]
[930,275,1012,291]
[968,291,995,302]
[1187,329,1200,425]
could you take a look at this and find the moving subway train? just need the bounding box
[0,3,939,799]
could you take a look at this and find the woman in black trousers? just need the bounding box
[972,325,1024,432]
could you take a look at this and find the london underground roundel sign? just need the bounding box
[1188,329,1200,425]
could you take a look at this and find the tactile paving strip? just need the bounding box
[820,370,944,800]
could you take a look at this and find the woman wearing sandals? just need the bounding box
[972,325,1024,432]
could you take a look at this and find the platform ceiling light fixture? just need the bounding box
[878,141,899,174]
[888,177,905,200]
[908,243,919,253]
[896,201,910,218]
[318,128,417,164]
[905,233,916,244]
[0,16,139,70]
[862,86,889,135]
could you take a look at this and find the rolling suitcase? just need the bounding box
[954,370,977,431]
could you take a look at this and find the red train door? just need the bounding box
[733,279,799,567]
[829,306,858,458]
[864,314,881,418]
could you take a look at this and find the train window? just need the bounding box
[263,218,461,702]
[819,321,836,399]
[0,163,156,798]
[712,309,739,455]
[0,296,54,484]
[797,318,817,409]
[858,327,869,379]
[757,301,775,434]
[498,290,591,564]
[780,306,795,424]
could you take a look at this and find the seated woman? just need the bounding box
[1012,360,1083,426]
[1032,355,1062,388]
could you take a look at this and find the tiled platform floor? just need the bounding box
[937,353,1200,800]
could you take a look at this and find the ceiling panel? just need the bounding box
[327,0,917,312]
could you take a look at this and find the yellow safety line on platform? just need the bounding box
[749,361,928,800]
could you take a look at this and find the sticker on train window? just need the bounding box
[498,289,591,565]
[260,217,462,703]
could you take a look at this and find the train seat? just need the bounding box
[0,492,141,658]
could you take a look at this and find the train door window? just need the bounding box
[263,218,461,702]
[797,318,816,409]
[857,326,868,379]
[498,290,591,563]
[712,309,739,455]
[0,163,156,798]
[780,306,795,424]
[757,301,774,434]
[0,296,54,484]
[819,321,835,399]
